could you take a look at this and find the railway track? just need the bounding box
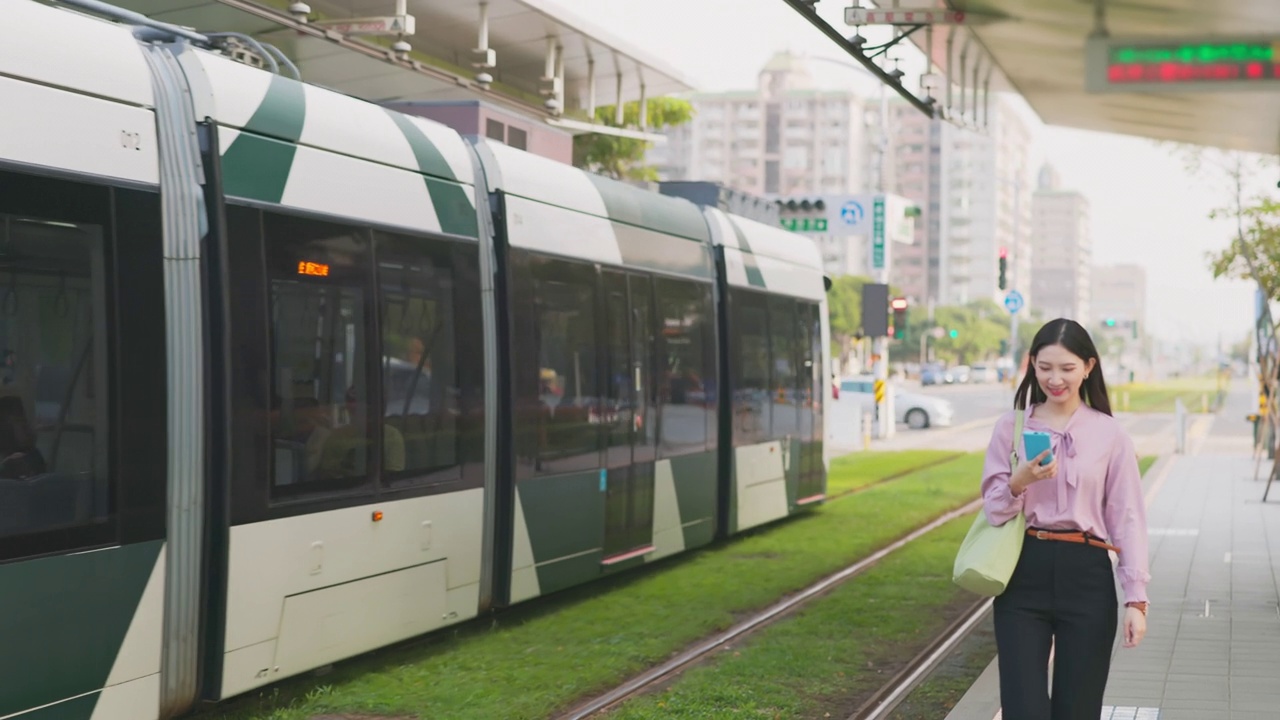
[556,496,986,720]
[849,595,992,720]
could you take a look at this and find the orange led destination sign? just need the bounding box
[297,261,330,277]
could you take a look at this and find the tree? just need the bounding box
[1172,145,1279,304]
[825,275,874,370]
[929,301,1010,365]
[888,300,1020,365]
[572,98,694,181]
[1207,197,1280,300]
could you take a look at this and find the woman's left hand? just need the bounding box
[1123,607,1146,648]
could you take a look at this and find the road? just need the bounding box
[870,380,1195,457]
[906,380,1014,426]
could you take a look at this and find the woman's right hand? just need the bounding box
[1010,450,1057,496]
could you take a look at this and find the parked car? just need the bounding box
[920,365,953,386]
[839,377,955,429]
[969,364,999,383]
[950,365,972,384]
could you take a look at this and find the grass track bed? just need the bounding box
[605,513,979,719]
[197,452,984,720]
[826,449,965,497]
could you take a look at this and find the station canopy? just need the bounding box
[889,0,1280,154]
[108,0,695,138]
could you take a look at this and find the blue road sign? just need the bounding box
[840,200,864,225]
[1004,290,1024,314]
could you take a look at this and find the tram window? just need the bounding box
[730,290,771,447]
[768,296,799,440]
[0,211,110,542]
[518,258,602,474]
[376,231,460,484]
[263,213,375,497]
[797,301,818,441]
[655,278,713,456]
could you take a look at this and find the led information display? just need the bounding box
[1085,36,1280,92]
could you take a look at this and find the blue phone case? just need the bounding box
[1023,431,1053,466]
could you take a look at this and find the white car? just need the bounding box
[969,364,999,383]
[839,377,956,429]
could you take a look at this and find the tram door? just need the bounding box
[601,271,656,561]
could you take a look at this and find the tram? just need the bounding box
[0,1,831,717]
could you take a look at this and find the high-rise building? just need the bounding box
[880,94,1035,308]
[1030,164,1092,324]
[1092,264,1147,331]
[887,102,951,306]
[648,52,870,198]
[950,96,1035,308]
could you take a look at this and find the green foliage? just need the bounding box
[823,274,875,369]
[886,299,1034,365]
[1207,197,1280,300]
[571,97,694,181]
[827,449,964,496]
[826,274,874,339]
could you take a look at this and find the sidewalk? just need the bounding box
[946,385,1279,720]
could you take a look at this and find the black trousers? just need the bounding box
[993,533,1118,720]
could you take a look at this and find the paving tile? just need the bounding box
[1159,710,1228,720]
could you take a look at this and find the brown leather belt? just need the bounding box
[1026,528,1120,553]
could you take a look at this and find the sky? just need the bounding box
[552,0,1275,348]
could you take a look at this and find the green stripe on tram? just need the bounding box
[385,110,479,239]
[221,75,306,204]
[585,173,711,243]
[728,218,767,288]
[0,541,161,718]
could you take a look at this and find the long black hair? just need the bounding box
[1014,318,1112,415]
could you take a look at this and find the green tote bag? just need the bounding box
[952,410,1026,596]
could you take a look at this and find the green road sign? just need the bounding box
[780,217,829,233]
[872,196,885,270]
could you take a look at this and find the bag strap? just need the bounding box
[1010,407,1024,468]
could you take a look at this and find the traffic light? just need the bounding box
[998,247,1008,291]
[891,297,908,340]
[776,197,829,234]
[1104,318,1117,327]
[949,329,959,339]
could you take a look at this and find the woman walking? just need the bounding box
[982,318,1150,719]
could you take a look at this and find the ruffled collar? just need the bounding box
[1025,404,1084,511]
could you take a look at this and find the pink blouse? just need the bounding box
[981,404,1150,604]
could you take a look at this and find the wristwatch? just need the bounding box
[1125,601,1148,616]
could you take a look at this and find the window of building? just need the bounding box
[784,145,810,170]
[507,126,528,151]
[485,118,505,142]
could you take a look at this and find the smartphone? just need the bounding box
[1023,431,1054,466]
